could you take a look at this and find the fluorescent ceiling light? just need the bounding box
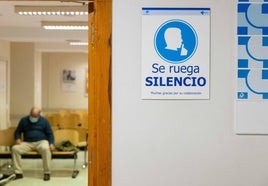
[42,21,88,30]
[69,42,88,46]
[15,5,88,16]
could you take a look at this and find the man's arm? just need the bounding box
[43,117,55,150]
[14,119,24,144]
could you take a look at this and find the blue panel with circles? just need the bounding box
[237,1,268,99]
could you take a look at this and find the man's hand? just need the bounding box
[50,144,55,151]
[15,139,21,145]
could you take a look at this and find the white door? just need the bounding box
[0,61,7,129]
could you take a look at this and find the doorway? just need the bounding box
[0,1,112,185]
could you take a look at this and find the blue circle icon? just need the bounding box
[154,19,198,64]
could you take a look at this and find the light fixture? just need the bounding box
[66,39,88,46]
[15,5,88,16]
[69,42,88,46]
[42,21,88,30]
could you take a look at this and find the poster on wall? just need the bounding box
[237,1,268,100]
[235,0,268,134]
[61,69,77,92]
[141,8,211,99]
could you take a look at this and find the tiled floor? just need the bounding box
[0,151,88,186]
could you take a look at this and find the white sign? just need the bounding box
[141,8,210,99]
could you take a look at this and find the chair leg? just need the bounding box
[72,170,79,178]
[0,161,13,170]
[82,145,88,168]
[82,133,88,169]
[72,153,79,178]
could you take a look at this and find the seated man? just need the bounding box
[12,107,55,181]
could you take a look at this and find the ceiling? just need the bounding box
[0,1,89,52]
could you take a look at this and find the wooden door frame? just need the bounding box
[88,1,112,186]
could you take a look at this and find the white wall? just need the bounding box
[112,1,268,186]
[0,40,10,128]
[34,51,42,108]
[42,52,88,111]
[0,39,10,62]
[10,42,35,117]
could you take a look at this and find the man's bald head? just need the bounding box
[30,107,41,118]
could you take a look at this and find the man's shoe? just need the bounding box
[43,174,50,181]
[14,174,23,180]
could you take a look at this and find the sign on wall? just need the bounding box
[141,8,211,99]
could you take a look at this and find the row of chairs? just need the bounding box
[44,109,88,168]
[45,109,88,129]
[45,110,88,141]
